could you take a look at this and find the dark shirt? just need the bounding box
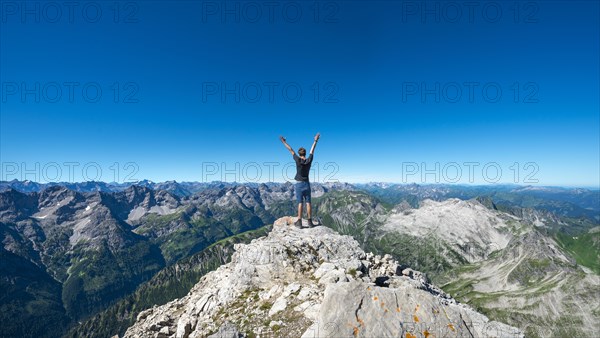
[293,153,313,182]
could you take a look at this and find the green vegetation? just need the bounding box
[503,219,530,236]
[135,208,264,265]
[554,230,600,274]
[492,192,599,225]
[0,250,69,338]
[62,240,164,320]
[507,258,553,286]
[315,191,470,283]
[439,247,596,338]
[259,302,273,311]
[314,189,599,337]
[314,191,386,245]
[65,226,270,338]
[4,185,598,338]
[440,273,584,338]
[355,186,420,208]
[267,200,296,219]
[358,184,600,228]
[133,211,183,236]
[367,232,466,281]
[159,222,219,264]
[3,189,274,338]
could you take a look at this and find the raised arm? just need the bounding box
[310,133,320,155]
[280,136,295,155]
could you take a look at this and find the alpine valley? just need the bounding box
[0,180,598,337]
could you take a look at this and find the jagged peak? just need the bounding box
[124,217,523,338]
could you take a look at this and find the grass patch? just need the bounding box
[259,302,272,311]
[554,231,600,274]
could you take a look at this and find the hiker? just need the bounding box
[279,133,320,228]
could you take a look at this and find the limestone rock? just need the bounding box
[206,322,243,338]
[124,216,523,338]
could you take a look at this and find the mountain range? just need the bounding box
[0,181,598,337]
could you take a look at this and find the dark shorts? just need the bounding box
[295,181,311,203]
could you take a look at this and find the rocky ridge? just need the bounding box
[124,217,522,338]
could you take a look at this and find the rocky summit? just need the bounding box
[124,217,523,338]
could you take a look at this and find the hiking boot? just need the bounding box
[294,218,303,228]
[307,218,317,228]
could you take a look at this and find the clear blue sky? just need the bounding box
[1,1,598,186]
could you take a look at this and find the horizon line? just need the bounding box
[2,179,599,190]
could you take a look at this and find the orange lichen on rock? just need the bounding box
[448,323,456,331]
[413,304,420,322]
[406,333,417,338]
[357,317,365,327]
[396,307,401,312]
[423,330,430,338]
